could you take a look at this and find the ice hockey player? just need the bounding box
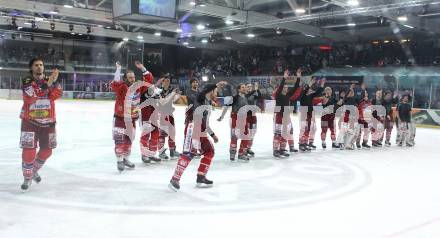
[298,77,325,152]
[185,78,201,159]
[168,82,227,191]
[272,69,301,157]
[356,90,372,149]
[320,86,342,149]
[19,58,62,191]
[381,90,399,146]
[218,84,252,162]
[396,94,414,147]
[111,61,155,172]
[371,89,385,147]
[158,74,181,160]
[137,63,163,164]
[336,84,359,150]
[245,82,262,157]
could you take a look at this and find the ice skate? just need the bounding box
[289,147,299,153]
[299,144,308,152]
[345,144,355,150]
[246,149,255,157]
[372,141,381,148]
[238,154,250,163]
[159,149,169,160]
[169,179,180,192]
[33,172,42,184]
[332,142,340,149]
[123,158,135,169]
[21,179,32,192]
[196,175,213,188]
[338,143,345,150]
[362,142,371,149]
[322,142,327,149]
[280,149,290,157]
[170,149,180,159]
[141,156,151,164]
[385,141,391,147]
[117,161,125,173]
[273,150,282,158]
[308,143,317,150]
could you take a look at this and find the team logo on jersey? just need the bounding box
[24,86,35,97]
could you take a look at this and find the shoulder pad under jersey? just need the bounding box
[22,77,34,85]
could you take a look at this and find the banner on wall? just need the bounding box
[68,91,116,100]
[412,109,440,126]
[215,75,363,100]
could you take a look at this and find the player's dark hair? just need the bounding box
[190,78,199,85]
[236,83,245,90]
[123,70,135,80]
[29,57,44,74]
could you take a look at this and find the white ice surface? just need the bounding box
[0,99,439,238]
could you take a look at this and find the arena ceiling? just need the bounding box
[1,0,440,49]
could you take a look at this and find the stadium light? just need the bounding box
[403,24,414,29]
[201,38,208,43]
[196,24,205,30]
[123,37,129,42]
[347,0,359,6]
[295,9,306,14]
[63,4,73,8]
[347,23,356,27]
[202,76,208,81]
[398,15,408,22]
[225,19,234,25]
[154,32,162,36]
[247,33,256,38]
[225,36,232,40]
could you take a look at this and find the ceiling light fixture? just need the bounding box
[347,0,359,6]
[295,9,306,14]
[397,15,408,21]
[225,19,234,25]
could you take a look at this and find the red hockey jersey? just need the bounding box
[20,76,63,125]
[111,71,154,119]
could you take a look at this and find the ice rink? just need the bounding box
[0,99,439,238]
